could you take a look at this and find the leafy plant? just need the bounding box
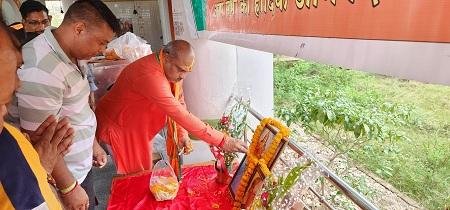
[213,96,250,171]
[273,58,450,209]
[251,162,312,209]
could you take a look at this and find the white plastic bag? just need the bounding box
[149,159,179,201]
[106,32,152,62]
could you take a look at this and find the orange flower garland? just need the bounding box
[233,118,290,209]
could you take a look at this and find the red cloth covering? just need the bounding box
[107,165,233,210]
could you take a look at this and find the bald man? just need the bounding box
[95,40,248,175]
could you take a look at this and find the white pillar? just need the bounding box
[236,47,274,117]
[158,0,172,44]
[183,39,238,119]
[183,39,274,120]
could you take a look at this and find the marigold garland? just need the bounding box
[233,117,290,209]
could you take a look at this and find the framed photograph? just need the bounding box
[229,155,247,199]
[229,127,288,203]
[243,167,266,208]
[258,129,288,169]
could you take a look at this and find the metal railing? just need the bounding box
[247,107,379,210]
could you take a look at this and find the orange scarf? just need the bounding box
[158,50,182,180]
[167,82,182,181]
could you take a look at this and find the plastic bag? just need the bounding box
[106,32,152,62]
[149,159,179,201]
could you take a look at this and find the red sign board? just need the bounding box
[206,0,450,43]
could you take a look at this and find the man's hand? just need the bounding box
[52,158,88,210]
[221,137,248,153]
[30,115,74,173]
[88,92,96,110]
[181,137,193,155]
[61,184,89,210]
[93,140,107,168]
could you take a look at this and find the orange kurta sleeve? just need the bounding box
[130,67,224,146]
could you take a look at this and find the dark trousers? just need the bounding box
[80,170,96,210]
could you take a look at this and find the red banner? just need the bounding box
[206,0,450,43]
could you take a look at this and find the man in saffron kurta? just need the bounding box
[95,40,247,175]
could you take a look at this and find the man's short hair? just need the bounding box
[63,0,120,34]
[19,0,49,19]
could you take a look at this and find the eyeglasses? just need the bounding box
[26,19,50,27]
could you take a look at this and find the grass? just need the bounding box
[273,58,450,209]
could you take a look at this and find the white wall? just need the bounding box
[236,47,274,117]
[182,39,238,119]
[172,0,274,120]
[171,0,199,40]
[182,39,274,120]
[104,1,163,51]
[60,0,72,12]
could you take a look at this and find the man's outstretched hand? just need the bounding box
[181,137,193,155]
[221,137,248,153]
